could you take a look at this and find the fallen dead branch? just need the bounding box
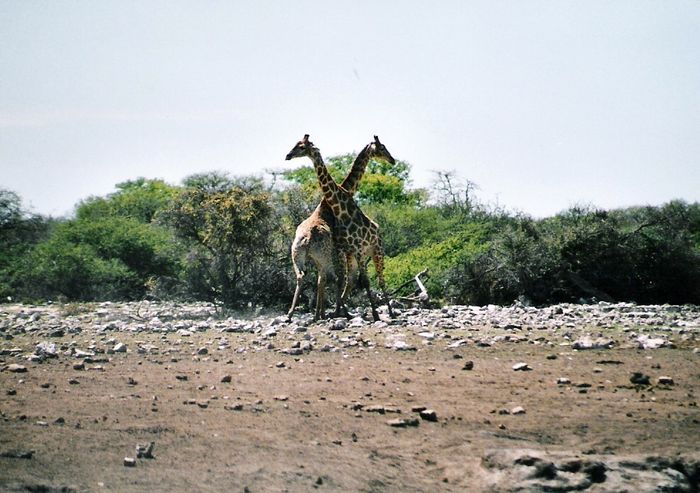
[389,268,430,307]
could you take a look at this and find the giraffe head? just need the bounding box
[367,135,396,165]
[286,134,315,160]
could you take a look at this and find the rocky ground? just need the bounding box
[1,301,699,492]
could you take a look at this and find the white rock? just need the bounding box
[572,336,614,350]
[7,363,27,373]
[636,335,670,350]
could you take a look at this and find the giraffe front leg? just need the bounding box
[372,248,395,319]
[331,250,348,318]
[340,253,358,307]
[287,269,304,322]
[315,271,326,321]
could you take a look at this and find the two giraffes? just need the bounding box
[285,134,395,322]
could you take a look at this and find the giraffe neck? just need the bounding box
[340,144,371,194]
[308,146,339,205]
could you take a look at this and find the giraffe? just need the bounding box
[286,136,395,321]
[285,134,395,321]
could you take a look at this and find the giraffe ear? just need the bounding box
[374,135,381,144]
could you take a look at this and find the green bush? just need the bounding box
[384,222,490,300]
[76,178,178,223]
[17,217,180,301]
[0,189,54,301]
[21,239,137,301]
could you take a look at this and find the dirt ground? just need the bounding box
[1,306,699,492]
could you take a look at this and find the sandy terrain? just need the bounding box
[1,302,699,492]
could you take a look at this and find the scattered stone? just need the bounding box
[74,349,95,359]
[572,336,614,350]
[383,406,402,414]
[197,347,208,355]
[512,363,532,372]
[419,409,438,422]
[73,362,85,371]
[0,449,35,459]
[365,405,386,414]
[221,375,232,383]
[657,376,674,386]
[635,335,670,350]
[462,360,474,371]
[387,340,416,351]
[274,395,289,401]
[557,377,571,385]
[6,389,16,395]
[175,375,188,381]
[511,406,526,415]
[387,418,420,428]
[447,339,468,349]
[225,403,244,411]
[546,354,558,360]
[136,441,155,459]
[68,379,80,385]
[123,457,137,467]
[35,341,58,358]
[630,372,651,385]
[6,364,27,373]
[331,318,347,330]
[114,342,127,353]
[275,361,286,368]
[127,377,138,386]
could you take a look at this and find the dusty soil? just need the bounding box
[1,303,699,492]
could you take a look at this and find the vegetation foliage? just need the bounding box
[1,155,699,309]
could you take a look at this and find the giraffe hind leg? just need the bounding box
[358,264,380,322]
[372,251,395,319]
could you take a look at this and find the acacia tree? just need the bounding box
[162,174,285,308]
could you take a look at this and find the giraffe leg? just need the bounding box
[341,254,358,301]
[372,245,395,319]
[358,262,380,321]
[331,249,348,318]
[315,271,326,321]
[287,269,304,321]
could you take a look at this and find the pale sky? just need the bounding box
[1,1,699,218]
